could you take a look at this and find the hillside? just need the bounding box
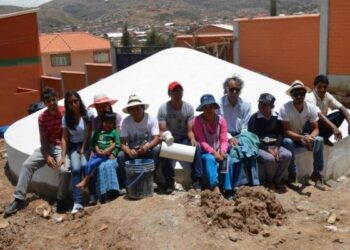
[1,0,320,34]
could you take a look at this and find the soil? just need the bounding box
[1,139,350,249]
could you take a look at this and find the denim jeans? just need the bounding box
[69,142,88,205]
[202,153,233,191]
[319,111,345,140]
[14,145,70,201]
[160,138,203,183]
[282,137,324,175]
[85,155,109,176]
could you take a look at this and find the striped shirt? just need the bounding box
[38,106,64,146]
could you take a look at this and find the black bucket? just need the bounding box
[125,159,154,199]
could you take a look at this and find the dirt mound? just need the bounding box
[189,186,286,234]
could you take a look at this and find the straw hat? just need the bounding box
[285,80,311,96]
[89,94,117,108]
[122,94,149,114]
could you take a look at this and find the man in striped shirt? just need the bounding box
[4,88,70,217]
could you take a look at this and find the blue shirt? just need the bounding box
[218,95,252,135]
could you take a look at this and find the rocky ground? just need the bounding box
[1,139,350,249]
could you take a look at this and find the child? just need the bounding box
[76,111,120,188]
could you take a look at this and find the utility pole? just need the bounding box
[270,0,277,16]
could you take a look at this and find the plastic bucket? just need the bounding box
[125,159,154,199]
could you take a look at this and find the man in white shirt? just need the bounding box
[279,80,324,184]
[118,94,160,188]
[306,75,350,146]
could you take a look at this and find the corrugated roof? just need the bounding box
[39,32,110,53]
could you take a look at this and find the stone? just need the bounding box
[98,224,108,232]
[0,219,9,229]
[327,212,337,224]
[263,231,271,237]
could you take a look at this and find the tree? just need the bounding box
[145,28,168,47]
[121,22,131,48]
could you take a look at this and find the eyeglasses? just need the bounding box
[227,87,241,93]
[292,92,306,97]
[68,99,79,105]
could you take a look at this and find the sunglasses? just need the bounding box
[292,92,306,97]
[228,87,241,93]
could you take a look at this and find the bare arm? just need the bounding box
[187,119,197,146]
[281,121,304,142]
[40,130,57,168]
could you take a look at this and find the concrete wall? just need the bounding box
[328,1,350,75]
[0,11,42,125]
[61,71,85,93]
[85,63,113,85]
[235,15,320,87]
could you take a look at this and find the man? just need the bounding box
[118,94,160,186]
[218,76,252,144]
[248,93,291,190]
[306,74,350,146]
[279,80,324,183]
[157,81,203,193]
[4,88,70,217]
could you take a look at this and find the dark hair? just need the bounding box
[101,111,116,129]
[41,87,57,101]
[314,75,329,86]
[64,91,87,131]
[223,75,244,94]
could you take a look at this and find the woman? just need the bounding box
[193,94,233,195]
[88,94,122,203]
[61,91,92,214]
[89,94,122,132]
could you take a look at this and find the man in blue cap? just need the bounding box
[248,93,291,190]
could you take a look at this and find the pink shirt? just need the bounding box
[193,115,228,154]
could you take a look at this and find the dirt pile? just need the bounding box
[190,186,286,234]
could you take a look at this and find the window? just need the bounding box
[93,50,110,63]
[50,54,71,67]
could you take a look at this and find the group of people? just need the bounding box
[4,74,350,217]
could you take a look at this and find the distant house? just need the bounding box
[175,24,234,62]
[40,32,111,76]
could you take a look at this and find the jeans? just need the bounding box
[202,153,233,191]
[69,142,88,205]
[117,145,160,188]
[258,147,291,184]
[282,137,324,175]
[160,138,203,183]
[14,145,70,201]
[85,155,109,176]
[319,111,345,140]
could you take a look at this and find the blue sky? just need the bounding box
[0,0,52,7]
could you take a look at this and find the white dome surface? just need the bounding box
[5,47,350,196]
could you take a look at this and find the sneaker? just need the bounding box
[53,199,65,213]
[324,138,334,147]
[88,195,97,206]
[310,171,322,183]
[288,173,297,183]
[192,180,202,191]
[3,199,25,217]
[71,203,83,214]
[164,180,175,194]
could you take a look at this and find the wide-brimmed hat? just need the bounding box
[285,80,311,96]
[258,93,275,105]
[89,94,117,108]
[122,94,149,114]
[196,94,220,111]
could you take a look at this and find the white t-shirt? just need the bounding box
[62,109,94,144]
[278,101,319,134]
[306,90,342,116]
[120,113,159,148]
